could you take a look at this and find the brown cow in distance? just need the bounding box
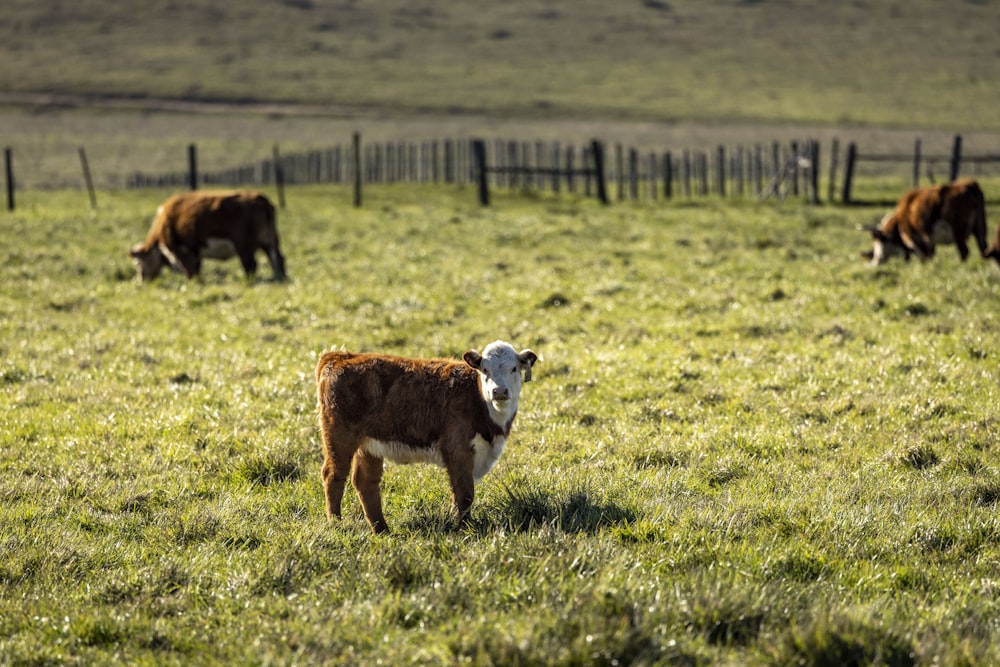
[983,222,1000,266]
[863,179,988,265]
[316,341,538,534]
[129,190,287,282]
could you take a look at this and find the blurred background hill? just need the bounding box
[4,0,1000,190]
[3,0,999,129]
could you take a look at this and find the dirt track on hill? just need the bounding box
[5,91,994,153]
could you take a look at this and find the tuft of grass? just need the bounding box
[772,616,917,667]
[231,451,302,487]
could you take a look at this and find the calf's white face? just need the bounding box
[463,341,537,420]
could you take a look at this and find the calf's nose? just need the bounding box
[492,386,510,401]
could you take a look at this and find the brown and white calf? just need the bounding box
[315,341,538,534]
[863,179,988,265]
[129,190,286,282]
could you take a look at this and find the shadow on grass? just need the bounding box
[478,480,637,534]
[393,478,637,536]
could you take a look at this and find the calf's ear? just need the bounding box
[518,349,538,382]
[463,350,483,370]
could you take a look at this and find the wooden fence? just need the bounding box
[6,133,1000,211]
[122,135,827,208]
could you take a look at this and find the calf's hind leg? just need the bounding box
[319,421,358,521]
[352,452,389,534]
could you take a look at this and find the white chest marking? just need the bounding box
[359,435,507,484]
[472,434,506,482]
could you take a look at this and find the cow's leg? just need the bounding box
[956,238,971,261]
[352,451,389,534]
[441,433,476,525]
[914,237,934,260]
[973,216,989,257]
[166,244,201,278]
[446,465,476,526]
[237,246,258,277]
[266,244,287,281]
[319,419,358,522]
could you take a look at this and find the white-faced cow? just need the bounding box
[863,179,988,265]
[315,341,538,534]
[129,190,286,282]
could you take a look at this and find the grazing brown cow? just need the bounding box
[129,190,286,282]
[863,179,988,265]
[315,341,538,534]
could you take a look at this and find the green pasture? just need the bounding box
[3,184,1000,664]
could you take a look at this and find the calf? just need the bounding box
[315,341,538,534]
[129,190,286,282]
[862,179,988,265]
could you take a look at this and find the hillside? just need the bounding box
[3,0,1000,129]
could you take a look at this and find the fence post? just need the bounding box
[472,139,489,206]
[716,145,726,197]
[842,142,857,204]
[949,134,962,182]
[78,147,97,209]
[566,146,575,193]
[551,143,561,193]
[682,150,691,198]
[698,152,708,196]
[615,144,624,201]
[273,144,286,209]
[4,147,13,211]
[753,144,763,197]
[353,132,362,208]
[648,152,657,200]
[590,139,608,205]
[790,141,799,197]
[734,146,744,198]
[187,144,198,190]
[827,139,839,203]
[629,148,639,200]
[809,140,820,204]
[663,151,672,199]
[444,139,455,183]
[912,138,921,187]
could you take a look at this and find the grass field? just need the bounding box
[3,185,1000,664]
[5,1,1000,664]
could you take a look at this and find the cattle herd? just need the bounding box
[124,180,996,533]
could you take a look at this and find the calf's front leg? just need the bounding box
[442,436,476,525]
